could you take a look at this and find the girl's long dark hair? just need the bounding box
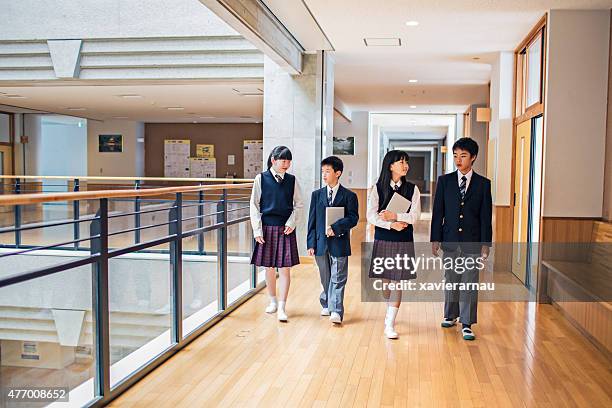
[266,145,293,169]
[376,150,410,206]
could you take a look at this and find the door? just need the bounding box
[512,120,532,283]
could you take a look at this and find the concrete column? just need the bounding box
[263,51,334,254]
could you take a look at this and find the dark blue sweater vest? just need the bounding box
[260,170,295,226]
[374,181,415,242]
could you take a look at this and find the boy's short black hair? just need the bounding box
[452,137,479,158]
[321,155,344,174]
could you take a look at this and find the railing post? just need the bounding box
[218,189,228,310]
[91,198,110,402]
[134,180,141,244]
[169,193,183,343]
[197,185,204,255]
[14,178,21,248]
[73,178,80,250]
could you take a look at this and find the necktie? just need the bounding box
[393,184,399,192]
[460,176,467,199]
[275,174,282,183]
[328,188,333,205]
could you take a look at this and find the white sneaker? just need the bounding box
[265,302,278,314]
[384,326,399,339]
[190,299,202,309]
[330,312,342,324]
[320,308,330,316]
[277,308,288,322]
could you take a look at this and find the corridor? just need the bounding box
[110,220,611,407]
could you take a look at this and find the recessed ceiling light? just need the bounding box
[405,21,419,27]
[199,116,216,119]
[6,95,26,99]
[410,105,417,109]
[67,107,86,111]
[409,79,418,83]
[166,107,185,110]
[118,94,142,99]
[112,116,129,119]
[364,38,402,47]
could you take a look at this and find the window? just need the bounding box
[526,33,543,108]
[514,20,546,117]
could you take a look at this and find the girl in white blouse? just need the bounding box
[367,150,421,339]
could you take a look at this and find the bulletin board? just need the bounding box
[164,140,190,177]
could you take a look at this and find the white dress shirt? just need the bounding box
[326,182,340,204]
[367,179,421,230]
[457,169,474,191]
[249,167,304,238]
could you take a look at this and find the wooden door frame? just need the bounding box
[510,14,547,245]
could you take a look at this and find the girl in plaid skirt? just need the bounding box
[250,146,303,322]
[366,150,421,338]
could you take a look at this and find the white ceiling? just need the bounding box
[298,0,612,111]
[0,82,263,123]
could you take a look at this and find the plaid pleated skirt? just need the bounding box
[368,239,417,281]
[251,225,300,268]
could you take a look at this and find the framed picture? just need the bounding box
[99,134,123,153]
[332,136,355,156]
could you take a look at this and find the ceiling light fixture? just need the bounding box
[67,107,86,111]
[6,95,26,99]
[408,79,418,83]
[410,105,417,109]
[118,94,143,99]
[112,116,129,119]
[166,107,185,110]
[405,21,419,27]
[364,38,402,47]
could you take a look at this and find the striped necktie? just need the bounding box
[275,174,282,183]
[459,176,467,199]
[328,188,333,205]
[393,184,399,192]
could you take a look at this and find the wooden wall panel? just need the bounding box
[493,205,513,271]
[145,123,263,178]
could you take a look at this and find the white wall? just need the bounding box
[39,116,87,179]
[13,114,87,180]
[87,120,144,178]
[333,111,369,188]
[543,10,610,217]
[488,51,514,206]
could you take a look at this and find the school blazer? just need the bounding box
[430,171,492,253]
[307,185,359,257]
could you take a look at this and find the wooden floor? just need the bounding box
[110,221,611,407]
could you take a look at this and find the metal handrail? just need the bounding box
[0,182,259,408]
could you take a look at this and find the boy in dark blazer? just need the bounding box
[307,156,359,324]
[431,138,492,340]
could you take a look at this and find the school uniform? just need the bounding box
[367,180,421,281]
[250,167,303,267]
[307,183,359,320]
[430,169,492,325]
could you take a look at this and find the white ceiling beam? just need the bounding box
[199,0,304,75]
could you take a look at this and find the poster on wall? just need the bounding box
[164,139,190,178]
[190,157,216,178]
[243,139,263,178]
[332,136,355,156]
[99,134,123,153]
[196,144,215,158]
